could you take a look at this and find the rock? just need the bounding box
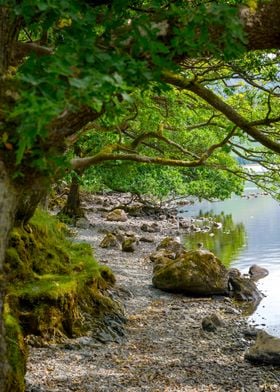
[152,249,229,295]
[245,330,280,365]
[122,235,138,252]
[249,264,269,281]
[228,268,241,278]
[141,223,160,233]
[99,233,120,249]
[75,217,91,229]
[228,275,263,302]
[156,237,183,257]
[140,236,155,243]
[243,327,258,338]
[106,209,128,222]
[179,219,190,229]
[202,314,225,332]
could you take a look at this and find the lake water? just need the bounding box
[180,184,280,337]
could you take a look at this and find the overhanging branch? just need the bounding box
[163,71,280,154]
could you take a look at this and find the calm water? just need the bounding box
[180,185,280,337]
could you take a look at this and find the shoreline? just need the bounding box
[25,193,280,391]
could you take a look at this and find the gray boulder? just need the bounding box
[152,249,228,295]
[245,330,280,365]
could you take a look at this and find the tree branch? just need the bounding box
[162,71,280,154]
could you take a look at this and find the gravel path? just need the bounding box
[25,195,280,392]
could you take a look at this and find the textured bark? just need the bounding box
[15,177,51,224]
[0,162,18,392]
[0,7,21,75]
[60,174,84,218]
[240,0,280,51]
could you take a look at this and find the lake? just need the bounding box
[180,184,280,337]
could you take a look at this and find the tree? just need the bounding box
[1,0,280,389]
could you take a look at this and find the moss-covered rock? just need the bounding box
[106,209,128,222]
[152,249,228,295]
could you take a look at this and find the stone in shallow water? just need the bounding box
[245,330,280,365]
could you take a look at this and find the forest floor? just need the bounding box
[25,193,280,392]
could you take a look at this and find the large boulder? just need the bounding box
[245,330,280,365]
[106,209,128,222]
[152,249,228,295]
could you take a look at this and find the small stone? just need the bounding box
[106,209,128,222]
[245,330,280,365]
[202,313,225,332]
[99,233,120,249]
[75,217,91,229]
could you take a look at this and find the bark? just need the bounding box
[0,162,18,392]
[15,177,51,224]
[60,174,84,219]
[240,0,280,51]
[0,7,22,75]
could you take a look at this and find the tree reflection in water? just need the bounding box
[183,211,246,268]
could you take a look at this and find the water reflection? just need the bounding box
[180,191,280,337]
[183,212,246,268]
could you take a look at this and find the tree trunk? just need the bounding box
[60,174,84,219]
[0,162,18,392]
[15,177,51,224]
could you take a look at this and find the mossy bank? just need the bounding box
[4,209,121,392]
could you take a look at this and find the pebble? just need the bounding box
[25,193,280,392]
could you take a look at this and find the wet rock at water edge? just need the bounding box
[106,209,128,222]
[245,330,280,365]
[249,264,269,281]
[202,313,225,332]
[228,275,263,302]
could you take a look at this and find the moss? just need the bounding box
[5,209,120,342]
[4,303,27,392]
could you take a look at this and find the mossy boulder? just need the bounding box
[122,235,138,252]
[99,233,120,249]
[106,209,128,222]
[152,249,228,295]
